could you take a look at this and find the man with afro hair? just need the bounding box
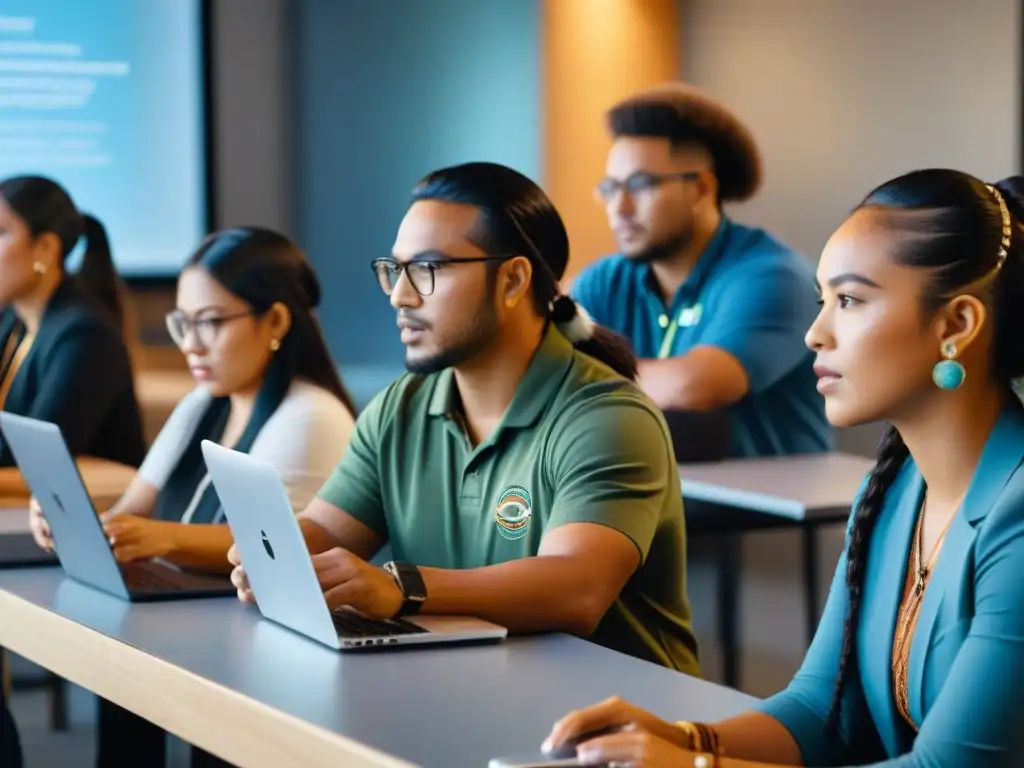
[572,83,832,458]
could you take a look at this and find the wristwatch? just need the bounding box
[383,561,426,617]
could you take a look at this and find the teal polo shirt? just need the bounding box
[312,326,700,675]
[572,218,832,458]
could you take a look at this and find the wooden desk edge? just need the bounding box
[0,588,418,768]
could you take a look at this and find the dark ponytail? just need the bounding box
[827,425,908,736]
[549,295,637,379]
[410,161,640,380]
[0,175,124,329]
[572,327,638,379]
[77,213,124,328]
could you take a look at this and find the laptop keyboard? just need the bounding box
[121,560,231,593]
[330,611,429,638]
[122,561,190,590]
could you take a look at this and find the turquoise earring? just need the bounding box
[932,342,966,390]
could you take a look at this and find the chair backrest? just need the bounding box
[662,409,731,464]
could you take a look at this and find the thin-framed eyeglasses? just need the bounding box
[371,253,513,297]
[594,171,702,202]
[165,309,258,348]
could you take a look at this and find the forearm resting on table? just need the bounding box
[637,348,749,412]
[706,712,803,767]
[419,555,610,636]
[166,523,236,573]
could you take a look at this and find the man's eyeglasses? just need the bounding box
[165,309,257,348]
[371,254,512,297]
[595,171,702,202]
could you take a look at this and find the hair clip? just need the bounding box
[988,185,1011,267]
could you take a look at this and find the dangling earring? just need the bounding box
[269,338,280,352]
[932,341,966,389]
[32,261,46,275]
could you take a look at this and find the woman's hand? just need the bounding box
[542,697,698,766]
[28,497,53,552]
[227,543,256,605]
[101,514,179,563]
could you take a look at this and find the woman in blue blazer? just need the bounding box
[541,169,1024,767]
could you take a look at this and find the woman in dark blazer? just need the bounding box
[0,175,144,768]
[0,175,144,467]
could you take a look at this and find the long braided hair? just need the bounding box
[825,170,1024,737]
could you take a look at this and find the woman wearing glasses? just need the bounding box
[29,226,357,768]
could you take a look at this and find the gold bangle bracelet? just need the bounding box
[674,721,703,751]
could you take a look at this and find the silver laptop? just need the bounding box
[0,412,235,602]
[200,439,508,650]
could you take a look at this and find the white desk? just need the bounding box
[0,568,758,768]
[678,452,873,688]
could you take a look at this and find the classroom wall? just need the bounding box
[293,0,542,378]
[543,0,679,282]
[680,0,1020,695]
[211,0,296,236]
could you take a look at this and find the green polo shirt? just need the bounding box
[315,326,699,674]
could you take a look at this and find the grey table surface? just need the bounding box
[0,509,29,535]
[0,567,758,768]
[678,452,875,521]
[0,510,54,569]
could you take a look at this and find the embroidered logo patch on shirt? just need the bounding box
[494,484,532,540]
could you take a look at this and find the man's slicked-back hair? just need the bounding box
[410,162,638,379]
[606,82,762,203]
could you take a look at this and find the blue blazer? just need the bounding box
[756,404,1024,766]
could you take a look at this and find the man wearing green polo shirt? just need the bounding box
[228,162,700,675]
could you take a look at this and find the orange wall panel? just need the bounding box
[542,0,680,283]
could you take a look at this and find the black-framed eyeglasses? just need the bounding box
[165,309,258,348]
[595,171,702,202]
[371,254,513,297]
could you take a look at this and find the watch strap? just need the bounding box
[384,561,426,617]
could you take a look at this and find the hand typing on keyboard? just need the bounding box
[102,514,180,564]
[311,547,405,620]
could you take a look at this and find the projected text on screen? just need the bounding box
[0,1,207,277]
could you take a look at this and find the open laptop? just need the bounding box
[0,412,235,602]
[201,439,508,651]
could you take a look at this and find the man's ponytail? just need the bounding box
[550,295,638,379]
